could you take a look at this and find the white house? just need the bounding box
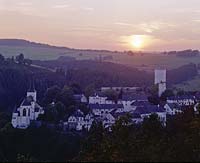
[101,87,140,93]
[89,104,124,116]
[101,113,116,129]
[84,113,95,130]
[119,94,148,112]
[133,105,167,126]
[194,103,200,114]
[167,95,196,106]
[73,94,88,103]
[164,103,183,115]
[11,88,44,129]
[89,93,108,104]
[67,109,85,131]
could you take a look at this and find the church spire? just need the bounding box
[28,75,36,92]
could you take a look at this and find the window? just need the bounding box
[23,109,26,116]
[28,109,30,116]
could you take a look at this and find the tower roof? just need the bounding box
[28,79,36,92]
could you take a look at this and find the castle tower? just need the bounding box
[155,69,167,97]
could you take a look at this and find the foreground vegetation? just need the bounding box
[1,108,200,162]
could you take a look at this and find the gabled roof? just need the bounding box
[21,96,34,106]
[89,104,124,110]
[134,105,165,115]
[13,106,20,115]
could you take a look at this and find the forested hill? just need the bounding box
[34,58,198,87]
[33,59,153,87]
[0,39,70,49]
[0,59,67,112]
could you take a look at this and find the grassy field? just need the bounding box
[1,45,200,70]
[0,46,114,60]
[113,54,200,70]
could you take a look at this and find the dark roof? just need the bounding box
[89,104,124,110]
[112,112,127,119]
[121,94,148,101]
[131,113,142,119]
[194,92,200,100]
[73,94,82,101]
[92,92,107,98]
[167,103,181,110]
[167,95,195,101]
[21,96,34,106]
[131,100,150,106]
[72,110,84,117]
[134,105,165,115]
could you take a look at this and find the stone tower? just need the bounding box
[154,69,167,97]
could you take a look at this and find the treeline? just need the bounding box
[165,49,200,57]
[34,59,198,87]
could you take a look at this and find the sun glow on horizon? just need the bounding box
[121,35,154,50]
[131,35,144,49]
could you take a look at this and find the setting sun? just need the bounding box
[131,35,145,49]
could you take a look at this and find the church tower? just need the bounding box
[27,80,37,101]
[154,69,167,97]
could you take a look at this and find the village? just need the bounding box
[11,69,200,131]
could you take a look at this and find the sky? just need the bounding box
[1,0,200,51]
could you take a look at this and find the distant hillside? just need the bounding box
[0,39,70,50]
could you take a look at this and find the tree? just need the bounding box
[16,53,24,64]
[84,84,95,99]
[104,89,118,103]
[43,85,61,105]
[160,89,174,101]
[58,86,75,107]
[0,54,5,62]
[148,84,159,105]
[55,102,66,120]
[70,83,82,94]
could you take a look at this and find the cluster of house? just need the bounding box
[11,69,200,131]
[64,91,199,131]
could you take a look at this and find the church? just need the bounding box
[11,86,44,129]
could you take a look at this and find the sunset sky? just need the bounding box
[1,0,200,51]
